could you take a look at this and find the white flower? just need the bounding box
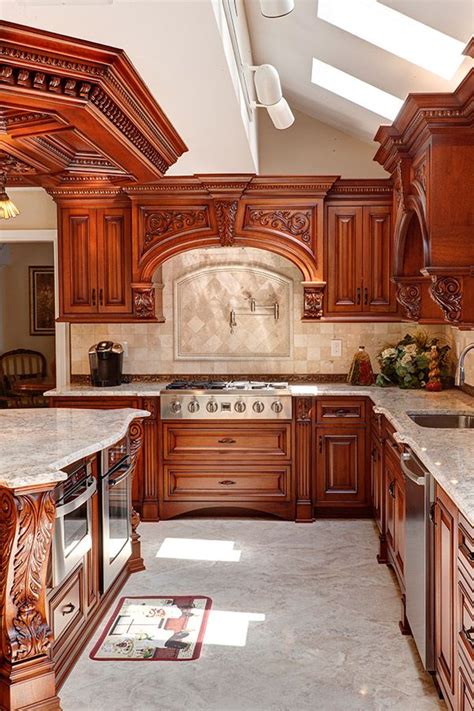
[404,343,418,355]
[381,348,397,359]
[400,353,413,366]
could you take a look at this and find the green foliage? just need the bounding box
[376,329,451,389]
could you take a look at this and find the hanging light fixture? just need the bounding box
[0,173,19,219]
[260,0,295,18]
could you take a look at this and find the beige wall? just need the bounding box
[4,188,57,230]
[449,327,474,387]
[71,247,443,377]
[0,242,55,373]
[258,108,388,178]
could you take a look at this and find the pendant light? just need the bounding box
[260,0,295,18]
[0,173,19,219]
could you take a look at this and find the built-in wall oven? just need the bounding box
[52,458,97,588]
[101,437,133,593]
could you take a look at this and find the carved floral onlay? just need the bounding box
[303,284,325,319]
[214,199,238,246]
[296,397,312,423]
[396,283,421,321]
[246,208,312,244]
[0,151,36,174]
[414,159,427,193]
[133,286,156,320]
[143,209,209,248]
[394,163,406,215]
[0,490,55,664]
[429,276,462,323]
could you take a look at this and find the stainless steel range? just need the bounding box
[160,380,292,420]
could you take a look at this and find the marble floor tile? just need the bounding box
[59,519,445,711]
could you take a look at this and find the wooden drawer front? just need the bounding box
[458,574,474,670]
[316,399,366,424]
[50,396,141,409]
[164,465,290,501]
[163,424,291,460]
[459,515,474,575]
[50,567,84,641]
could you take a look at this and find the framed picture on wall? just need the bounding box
[29,266,55,336]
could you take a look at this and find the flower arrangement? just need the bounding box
[376,331,451,389]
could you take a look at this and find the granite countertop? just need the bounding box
[45,382,474,525]
[0,407,150,490]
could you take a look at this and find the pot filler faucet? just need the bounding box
[455,342,474,387]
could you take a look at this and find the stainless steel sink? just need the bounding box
[408,412,474,428]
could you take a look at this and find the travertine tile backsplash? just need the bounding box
[70,247,469,379]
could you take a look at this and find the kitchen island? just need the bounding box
[0,407,149,711]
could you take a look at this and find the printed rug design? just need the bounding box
[90,596,212,661]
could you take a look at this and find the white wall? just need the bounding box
[258,108,388,177]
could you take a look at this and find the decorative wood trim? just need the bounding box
[142,208,210,251]
[429,275,463,323]
[245,207,312,244]
[141,398,160,521]
[128,419,146,573]
[295,397,314,522]
[396,282,421,321]
[303,282,326,320]
[132,284,156,320]
[214,199,238,246]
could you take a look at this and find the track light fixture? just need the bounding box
[260,0,295,18]
[248,64,295,130]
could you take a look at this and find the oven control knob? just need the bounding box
[234,400,246,413]
[271,400,283,414]
[188,400,200,413]
[206,400,218,413]
[253,401,265,413]
[170,401,182,414]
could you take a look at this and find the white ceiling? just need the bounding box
[244,0,473,141]
[1,0,258,175]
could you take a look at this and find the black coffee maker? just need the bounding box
[88,341,123,387]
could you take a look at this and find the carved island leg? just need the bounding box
[0,487,61,711]
[128,419,146,573]
[295,398,315,523]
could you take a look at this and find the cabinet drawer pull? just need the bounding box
[99,288,103,306]
[61,603,76,616]
[356,287,361,305]
[218,438,236,444]
[465,627,474,647]
[371,447,377,461]
[91,288,96,306]
[335,409,354,417]
[219,480,236,486]
[364,287,368,305]
[319,436,323,454]
[388,480,395,498]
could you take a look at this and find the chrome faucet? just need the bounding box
[455,342,474,387]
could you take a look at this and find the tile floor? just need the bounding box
[60,519,445,711]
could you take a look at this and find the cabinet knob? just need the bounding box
[219,480,236,486]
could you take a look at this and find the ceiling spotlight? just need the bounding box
[260,0,295,18]
[0,174,19,220]
[247,64,295,130]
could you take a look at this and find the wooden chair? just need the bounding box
[0,348,48,408]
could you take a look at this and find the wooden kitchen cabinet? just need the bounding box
[58,205,132,320]
[383,436,405,589]
[326,204,397,318]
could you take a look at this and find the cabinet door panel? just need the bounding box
[371,434,383,533]
[363,206,396,312]
[316,428,367,505]
[97,209,132,313]
[326,206,363,312]
[60,210,97,314]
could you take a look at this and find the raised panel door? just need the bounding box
[326,206,363,312]
[60,209,98,314]
[315,427,367,505]
[97,208,132,314]
[363,206,397,312]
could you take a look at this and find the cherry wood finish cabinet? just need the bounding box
[383,438,406,590]
[325,204,397,319]
[370,409,387,562]
[58,204,132,321]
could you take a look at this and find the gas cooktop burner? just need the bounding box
[165,380,289,391]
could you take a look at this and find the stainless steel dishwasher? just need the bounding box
[400,447,435,672]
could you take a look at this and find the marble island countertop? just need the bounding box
[0,407,150,490]
[46,381,474,524]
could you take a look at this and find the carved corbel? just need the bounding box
[429,275,463,323]
[132,283,156,320]
[294,398,314,522]
[214,199,238,246]
[396,282,421,321]
[302,282,326,320]
[0,487,60,710]
[128,419,146,573]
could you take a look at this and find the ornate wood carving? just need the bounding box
[393,163,407,215]
[141,398,159,521]
[214,199,238,246]
[132,285,156,320]
[396,283,421,321]
[303,283,326,320]
[246,207,312,244]
[429,276,463,323]
[0,151,35,174]
[128,419,146,573]
[295,397,314,522]
[0,489,55,664]
[143,208,209,248]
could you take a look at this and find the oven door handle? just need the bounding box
[108,466,132,488]
[400,452,426,486]
[55,476,97,518]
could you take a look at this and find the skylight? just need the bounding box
[317,0,466,80]
[311,59,403,120]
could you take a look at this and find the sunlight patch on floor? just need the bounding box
[203,610,265,647]
[156,537,242,562]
